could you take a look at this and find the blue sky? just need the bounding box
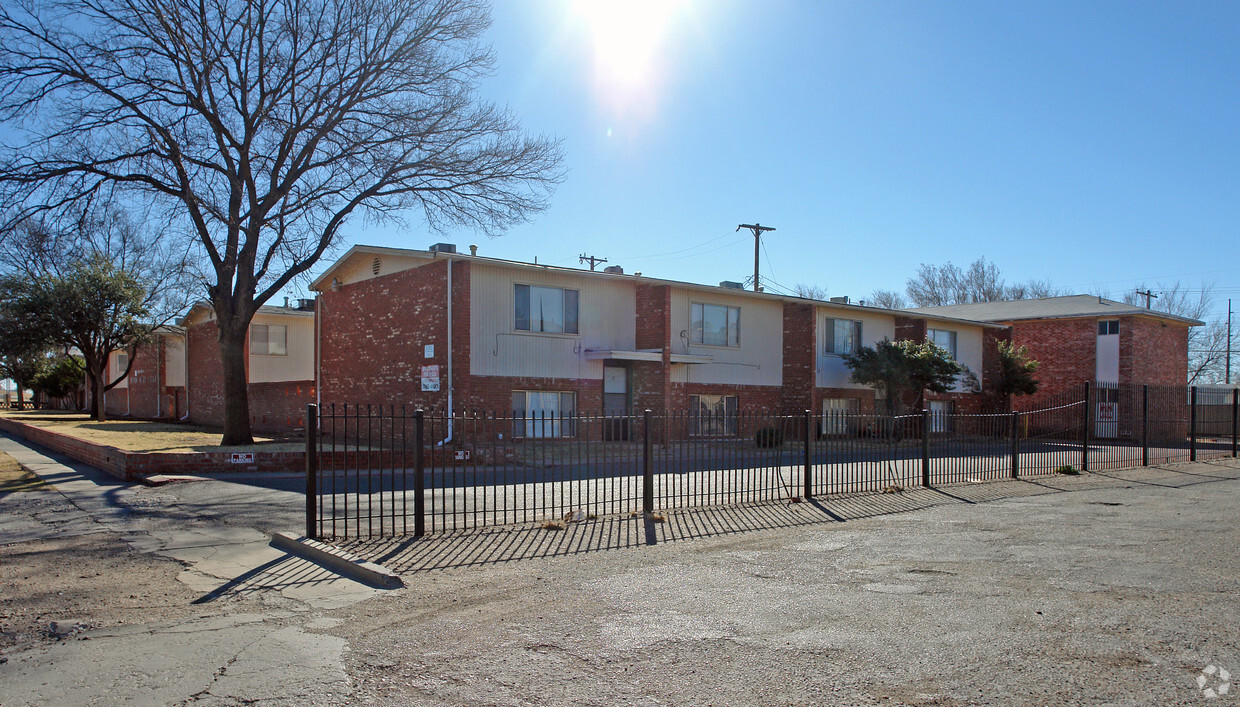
[317,0,1239,319]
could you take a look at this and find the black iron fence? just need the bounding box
[306,382,1240,540]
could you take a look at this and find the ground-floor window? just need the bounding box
[929,400,954,433]
[512,391,576,438]
[689,394,738,436]
[821,397,861,436]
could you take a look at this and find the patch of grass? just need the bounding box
[539,520,566,531]
[0,451,47,494]
[881,484,904,494]
[0,409,300,453]
[1055,464,1082,476]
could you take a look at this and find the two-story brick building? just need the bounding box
[309,244,1007,437]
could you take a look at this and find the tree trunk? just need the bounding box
[219,326,254,446]
[90,369,106,421]
[14,377,25,409]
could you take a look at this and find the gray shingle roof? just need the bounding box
[905,295,1203,326]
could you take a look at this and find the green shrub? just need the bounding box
[755,427,784,448]
[1055,464,1081,476]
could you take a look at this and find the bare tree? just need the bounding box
[866,289,908,310]
[904,257,1063,307]
[1123,282,1229,384]
[793,283,829,300]
[0,0,563,443]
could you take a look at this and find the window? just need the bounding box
[927,328,957,359]
[929,400,954,433]
[689,394,738,436]
[515,284,579,334]
[825,318,862,355]
[250,324,287,355]
[1098,320,1119,335]
[512,391,576,438]
[822,397,860,436]
[115,352,129,375]
[690,303,740,347]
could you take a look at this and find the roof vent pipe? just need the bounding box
[469,244,478,256]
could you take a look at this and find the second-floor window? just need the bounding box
[515,284,579,334]
[928,328,957,359]
[114,352,129,375]
[250,324,287,356]
[691,302,740,347]
[825,318,862,355]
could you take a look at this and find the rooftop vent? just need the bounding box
[829,296,850,304]
[719,280,745,290]
[429,242,457,254]
[603,265,624,274]
[296,298,315,311]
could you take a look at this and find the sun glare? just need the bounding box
[571,0,692,110]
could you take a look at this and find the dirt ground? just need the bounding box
[0,409,300,453]
[0,532,217,655]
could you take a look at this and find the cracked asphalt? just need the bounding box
[2,428,1239,705]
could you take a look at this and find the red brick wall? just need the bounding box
[1121,316,1189,387]
[461,374,603,414]
[187,318,226,427]
[103,387,129,418]
[894,315,927,342]
[1007,318,1096,409]
[632,284,672,415]
[670,382,783,413]
[781,302,815,412]
[318,258,462,410]
[249,380,315,432]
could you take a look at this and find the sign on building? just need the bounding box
[421,365,440,392]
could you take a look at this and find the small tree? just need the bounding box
[30,354,86,409]
[0,276,52,408]
[9,256,152,420]
[843,339,965,415]
[994,340,1039,410]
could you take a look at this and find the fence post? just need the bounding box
[642,409,654,514]
[1081,381,1090,472]
[1010,410,1019,479]
[1232,388,1238,458]
[1142,385,1149,467]
[1189,386,1198,462]
[921,408,931,488]
[305,404,318,539]
[414,409,425,537]
[803,409,813,500]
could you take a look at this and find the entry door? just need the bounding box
[603,365,630,440]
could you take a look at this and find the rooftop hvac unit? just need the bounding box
[719,281,745,289]
[603,265,624,274]
[429,243,457,254]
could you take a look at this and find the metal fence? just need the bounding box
[306,382,1239,540]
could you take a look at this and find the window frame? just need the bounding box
[511,390,577,438]
[690,302,741,348]
[1097,320,1119,336]
[249,323,288,356]
[927,328,958,359]
[514,283,580,335]
[824,317,863,356]
[689,393,739,437]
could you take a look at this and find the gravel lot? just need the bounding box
[326,460,1240,706]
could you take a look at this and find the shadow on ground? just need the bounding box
[338,459,1240,575]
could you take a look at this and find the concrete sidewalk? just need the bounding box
[0,431,385,705]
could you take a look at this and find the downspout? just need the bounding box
[315,296,321,413]
[438,257,454,446]
[181,329,191,421]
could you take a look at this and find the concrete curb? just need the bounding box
[270,532,404,589]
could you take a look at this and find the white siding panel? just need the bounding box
[952,325,985,392]
[335,253,434,286]
[816,308,896,389]
[164,335,186,387]
[670,289,782,386]
[471,264,635,380]
[249,314,315,382]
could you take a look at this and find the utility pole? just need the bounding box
[1136,288,1158,309]
[736,223,776,292]
[1228,298,1233,385]
[579,254,608,271]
